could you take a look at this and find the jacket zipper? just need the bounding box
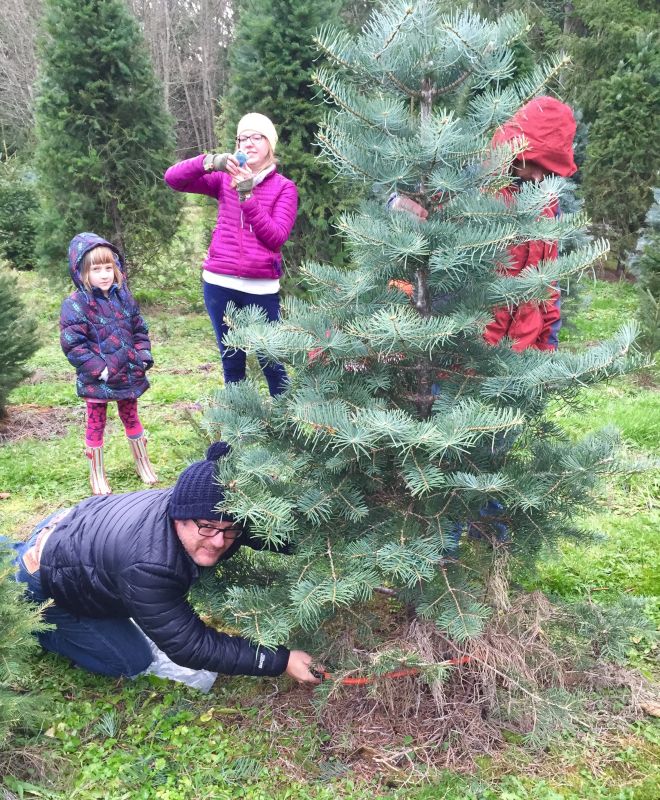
[239,203,244,264]
[112,293,135,389]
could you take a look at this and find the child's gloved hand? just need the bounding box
[139,350,154,370]
[99,366,109,382]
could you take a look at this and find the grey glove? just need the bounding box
[99,365,109,382]
[236,176,254,202]
[203,153,233,172]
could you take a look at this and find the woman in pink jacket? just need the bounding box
[164,113,298,395]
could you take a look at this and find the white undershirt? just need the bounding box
[202,270,280,294]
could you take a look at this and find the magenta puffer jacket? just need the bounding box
[164,155,298,279]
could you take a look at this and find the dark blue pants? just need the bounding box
[6,517,152,678]
[203,282,288,396]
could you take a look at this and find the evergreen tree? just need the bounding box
[0,267,39,418]
[629,189,660,354]
[0,543,46,750]
[220,0,354,269]
[34,0,182,270]
[474,0,565,63]
[203,1,640,670]
[563,0,659,122]
[0,155,38,271]
[581,36,660,271]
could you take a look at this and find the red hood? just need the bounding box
[491,96,577,178]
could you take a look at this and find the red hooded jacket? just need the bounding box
[484,96,577,351]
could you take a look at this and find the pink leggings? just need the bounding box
[85,399,144,448]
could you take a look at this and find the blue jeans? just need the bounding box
[203,282,288,396]
[445,499,510,554]
[7,517,153,678]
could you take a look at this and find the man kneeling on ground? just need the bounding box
[5,442,318,691]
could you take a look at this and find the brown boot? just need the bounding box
[127,434,158,485]
[86,445,112,495]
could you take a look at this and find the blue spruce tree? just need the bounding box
[203,0,640,676]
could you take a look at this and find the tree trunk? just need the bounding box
[563,2,576,35]
[413,77,435,420]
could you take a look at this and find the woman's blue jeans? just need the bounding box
[203,282,288,396]
[6,516,153,678]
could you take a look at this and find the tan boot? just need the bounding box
[86,445,112,495]
[128,434,158,485]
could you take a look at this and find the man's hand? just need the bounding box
[388,193,429,220]
[396,195,428,219]
[285,650,321,685]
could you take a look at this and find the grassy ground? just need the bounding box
[538,280,659,617]
[1,267,658,799]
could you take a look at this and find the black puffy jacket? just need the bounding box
[39,489,289,677]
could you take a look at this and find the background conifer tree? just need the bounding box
[203,0,641,669]
[562,0,658,121]
[0,544,47,751]
[0,156,38,271]
[581,36,660,272]
[0,267,39,418]
[34,0,182,270]
[629,189,660,354]
[220,0,354,269]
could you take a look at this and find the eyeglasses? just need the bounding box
[236,133,265,145]
[191,520,244,540]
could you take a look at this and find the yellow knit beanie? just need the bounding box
[236,113,278,152]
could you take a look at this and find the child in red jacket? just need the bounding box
[484,95,577,351]
[389,95,577,351]
[387,97,577,550]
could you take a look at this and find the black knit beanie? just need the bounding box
[168,442,232,521]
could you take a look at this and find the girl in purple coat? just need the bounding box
[60,233,157,495]
[164,113,297,396]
